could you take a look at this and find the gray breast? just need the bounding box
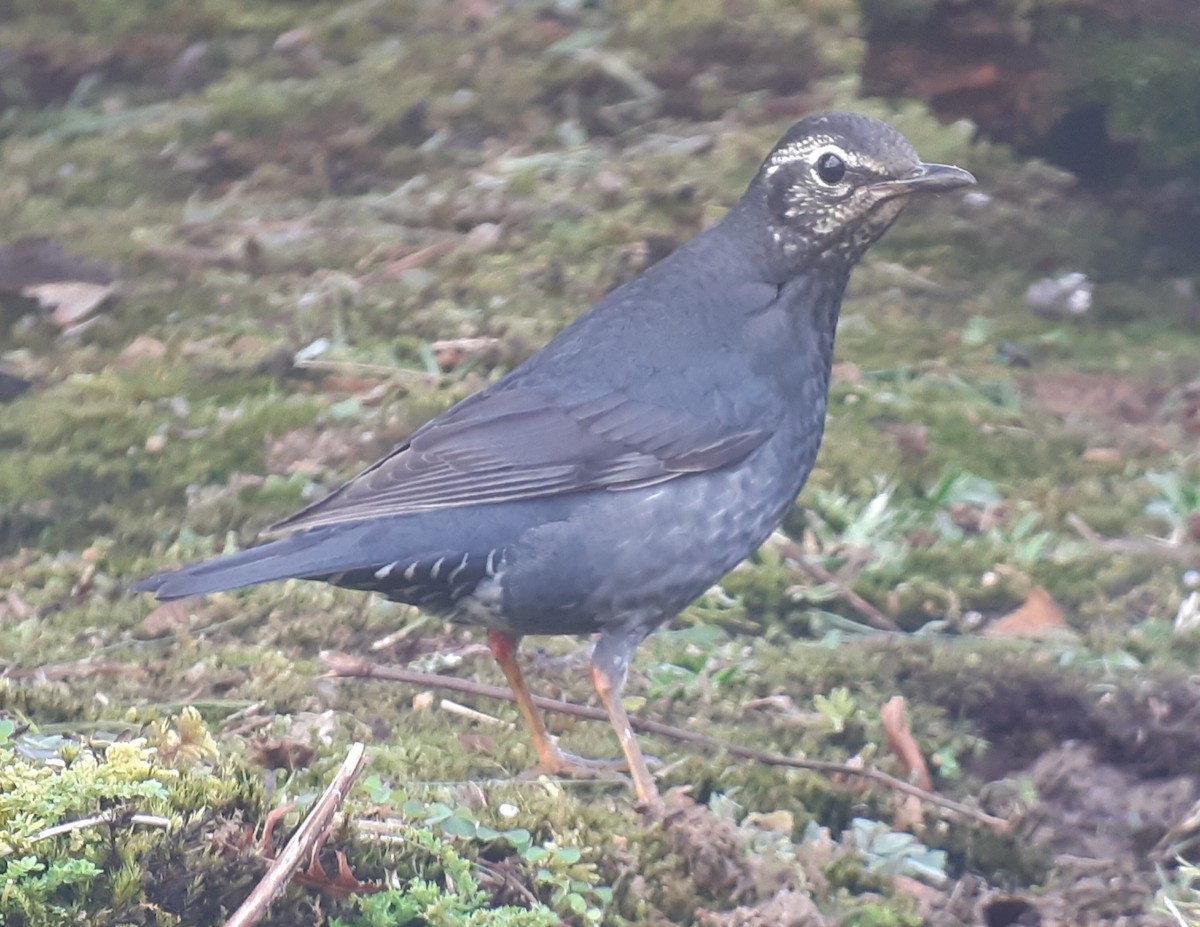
[495,426,819,637]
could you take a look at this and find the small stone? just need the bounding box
[1024,272,1093,318]
[412,691,435,711]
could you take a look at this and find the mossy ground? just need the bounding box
[2,1,1198,925]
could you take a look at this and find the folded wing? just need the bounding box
[267,386,773,534]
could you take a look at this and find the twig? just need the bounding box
[569,49,661,103]
[1160,892,1188,927]
[131,813,172,828]
[292,357,435,382]
[222,701,266,724]
[33,813,112,841]
[439,698,511,727]
[352,818,410,845]
[871,261,955,295]
[33,812,171,842]
[5,660,146,681]
[369,611,428,651]
[224,742,367,927]
[322,653,1007,831]
[474,859,543,909]
[781,544,900,632]
[1066,512,1200,564]
[1064,512,1102,543]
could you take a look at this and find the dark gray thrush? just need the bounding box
[133,113,975,810]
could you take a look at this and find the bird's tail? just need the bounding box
[130,526,378,601]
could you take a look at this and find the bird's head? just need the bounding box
[752,112,975,269]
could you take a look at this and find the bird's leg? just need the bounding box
[486,629,621,778]
[592,627,663,812]
[487,629,560,769]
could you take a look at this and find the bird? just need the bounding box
[132,112,974,811]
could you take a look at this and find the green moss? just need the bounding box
[0,709,263,927]
[0,0,1195,922]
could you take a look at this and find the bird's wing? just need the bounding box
[266,386,772,534]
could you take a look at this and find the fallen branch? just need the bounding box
[322,653,1007,831]
[224,742,367,927]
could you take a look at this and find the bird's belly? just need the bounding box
[497,448,810,636]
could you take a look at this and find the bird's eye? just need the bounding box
[815,151,846,185]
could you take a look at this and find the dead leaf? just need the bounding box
[891,874,943,908]
[1024,371,1165,426]
[141,600,193,637]
[985,587,1069,639]
[256,801,296,854]
[744,694,800,713]
[116,334,167,367]
[882,695,933,791]
[948,500,1009,533]
[463,221,501,251]
[457,733,497,754]
[743,809,794,834]
[432,336,504,371]
[322,376,389,401]
[7,660,144,681]
[251,737,317,771]
[228,333,264,357]
[455,0,500,29]
[295,848,385,899]
[1081,447,1121,465]
[25,281,117,329]
[875,420,930,458]
[381,239,460,277]
[0,590,36,622]
[272,26,315,56]
[832,361,862,384]
[144,242,241,271]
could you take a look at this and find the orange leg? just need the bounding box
[488,630,568,772]
[592,661,663,812]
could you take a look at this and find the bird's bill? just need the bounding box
[874,162,977,196]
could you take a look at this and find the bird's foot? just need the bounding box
[520,745,661,782]
[520,749,625,782]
